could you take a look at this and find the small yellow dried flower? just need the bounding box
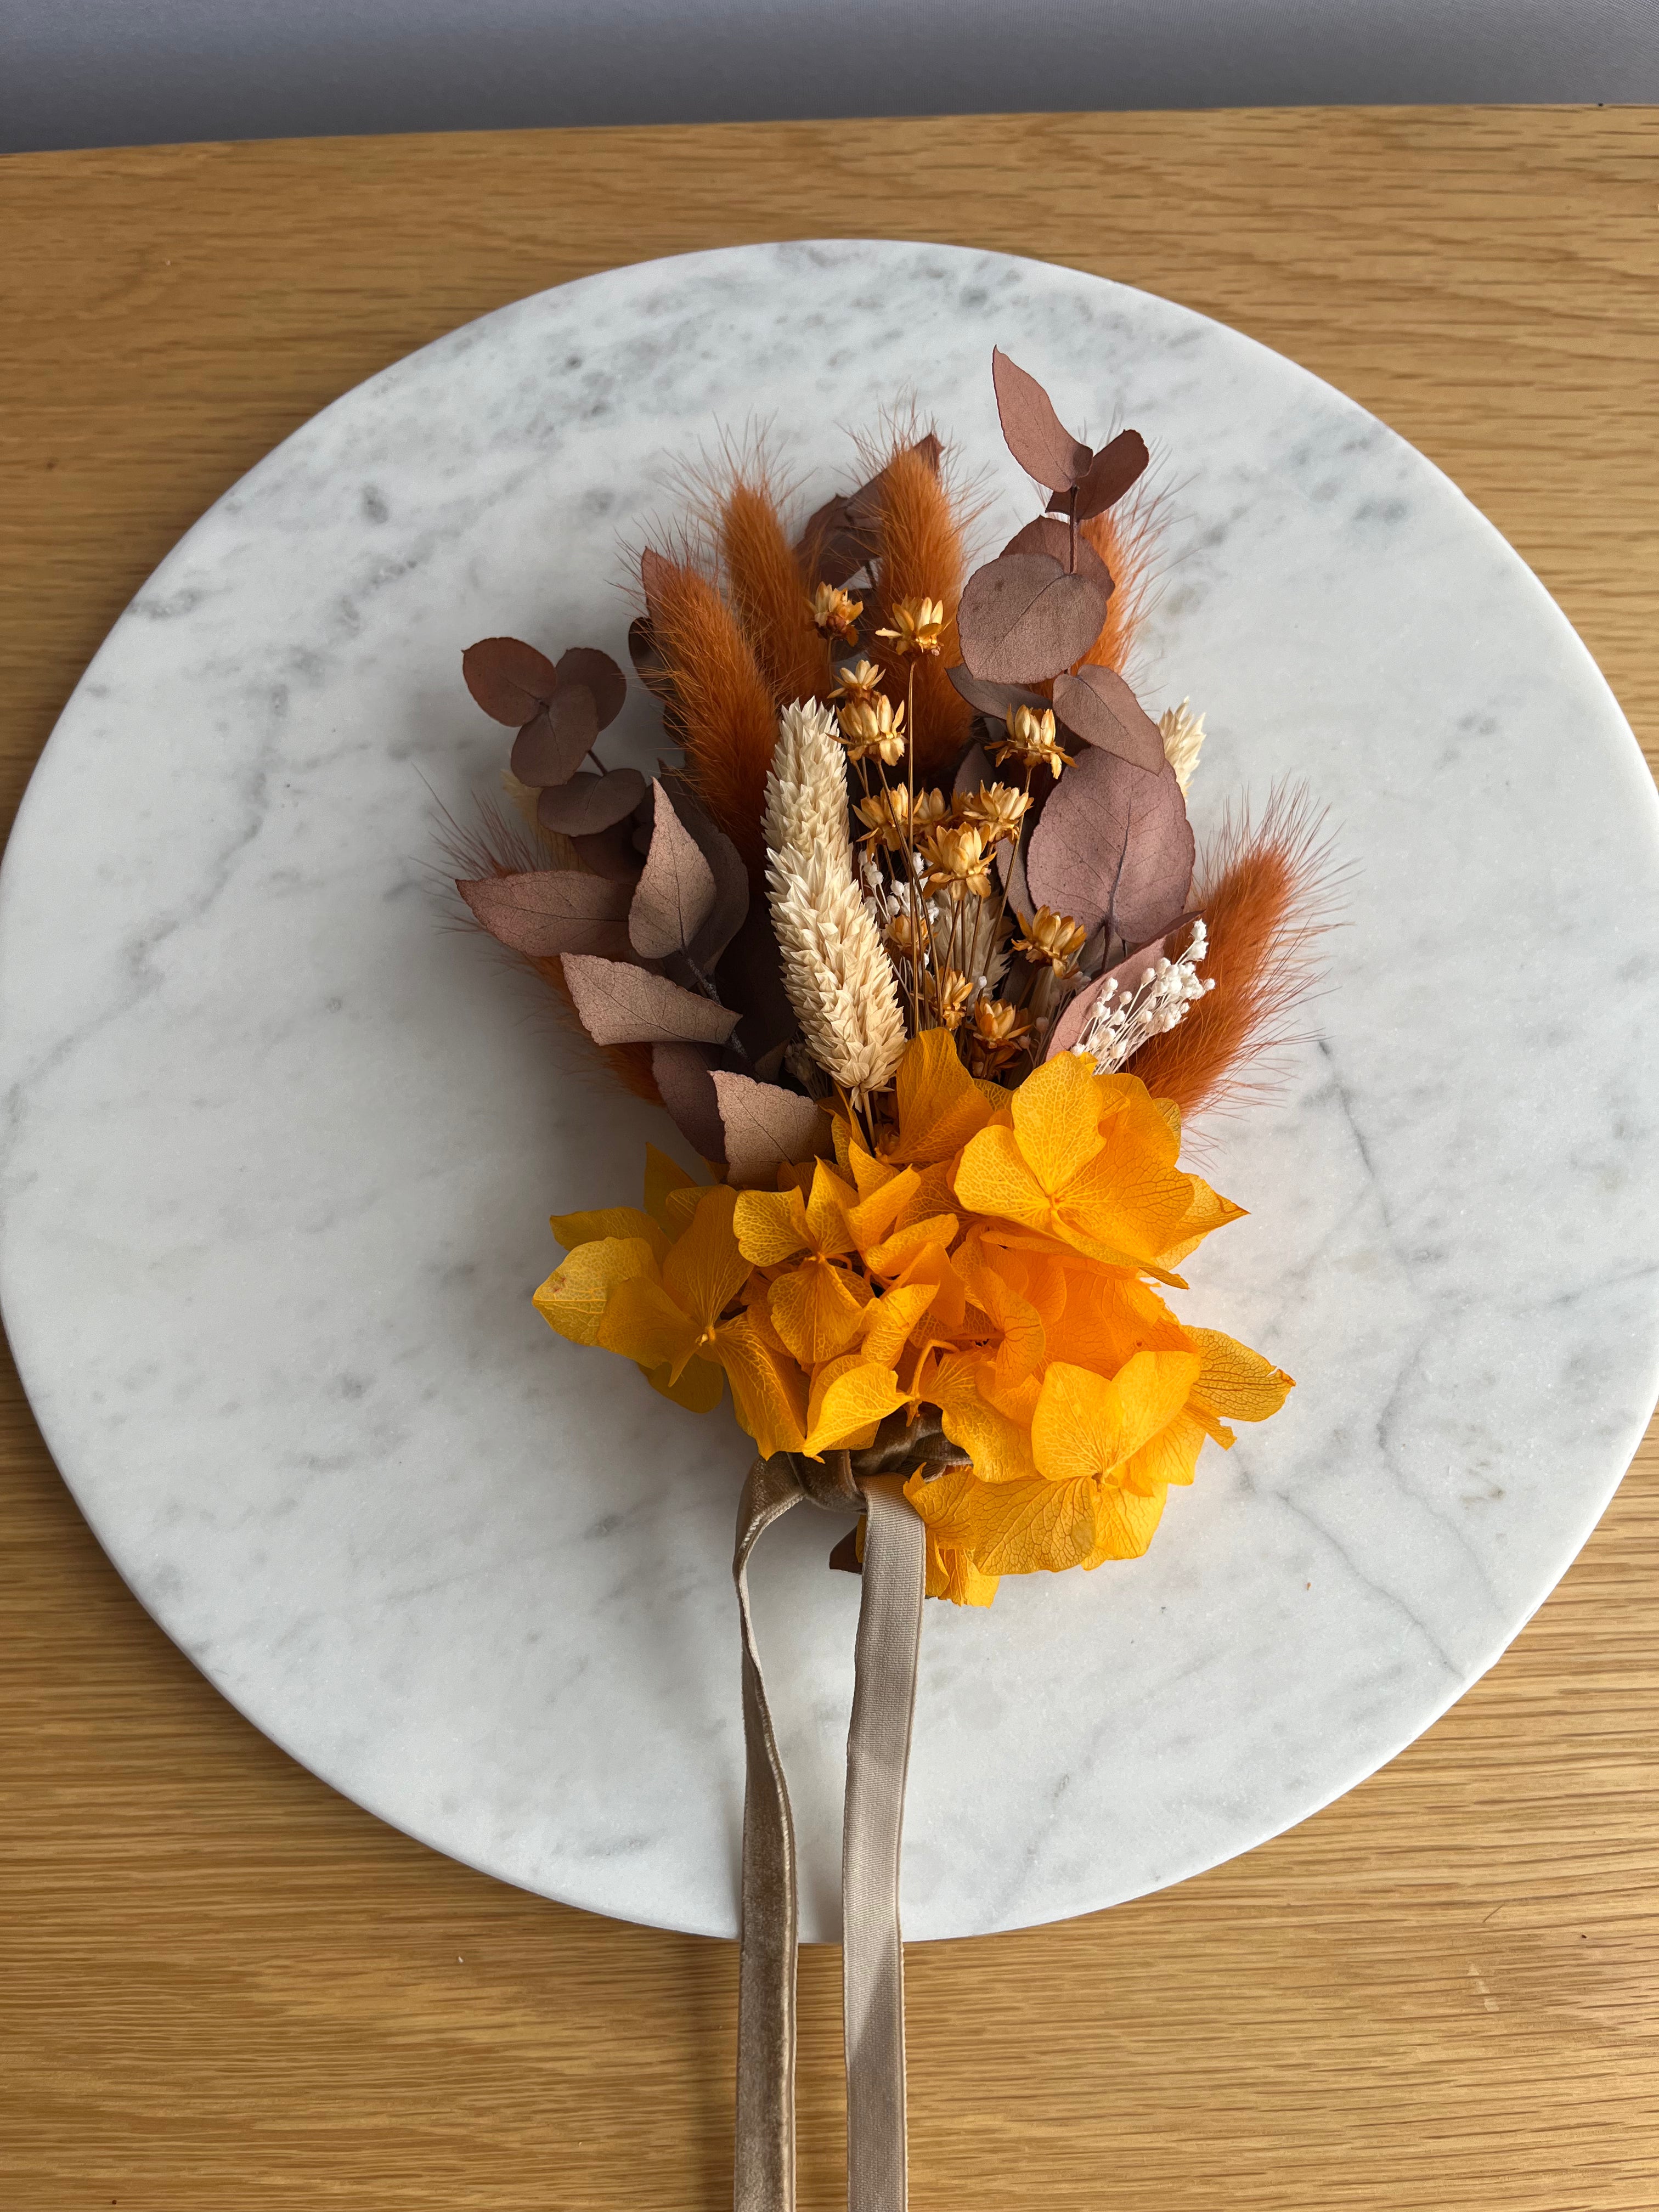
[923,822,996,901]
[1011,905,1090,976]
[885,910,929,964]
[809,582,864,642]
[839,692,907,766]
[831,658,885,703]
[876,596,945,657]
[993,702,1073,780]
[957,781,1033,845]
[934,970,977,1031]
[969,996,1034,1071]
[856,783,947,852]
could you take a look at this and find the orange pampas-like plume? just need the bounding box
[442,795,662,1105]
[640,549,778,885]
[1132,784,1341,1120]
[718,477,833,707]
[866,439,980,778]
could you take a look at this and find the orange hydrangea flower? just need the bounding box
[533,1035,1293,1607]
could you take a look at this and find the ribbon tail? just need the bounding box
[733,1453,808,2212]
[842,1478,927,2212]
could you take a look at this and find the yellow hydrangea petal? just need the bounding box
[533,1236,660,1346]
[1031,1351,1199,1483]
[646,1353,725,1414]
[769,1259,871,1367]
[1083,1481,1169,1565]
[1189,1328,1295,1421]
[864,1213,959,1277]
[905,1462,1099,1575]
[891,1028,996,1165]
[550,1205,669,1263]
[1093,1071,1183,1165]
[805,1160,860,1257]
[714,1310,809,1458]
[662,1184,752,1331]
[643,1143,698,1232]
[953,1125,1049,1233]
[857,1282,938,1366]
[1116,1405,1210,1494]
[1157,1175,1247,1265]
[847,1141,901,1203]
[734,1185,813,1267]
[596,1273,703,1376]
[932,1352,1040,1485]
[663,1183,704,1238]
[1009,1051,1104,1195]
[804,1356,909,1455]
[1056,1143,1197,1268]
[925,1533,1001,1607]
[845,1166,921,1252]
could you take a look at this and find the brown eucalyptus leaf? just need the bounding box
[628,613,667,685]
[661,773,749,969]
[1025,749,1194,944]
[629,782,719,961]
[511,684,598,786]
[796,435,943,587]
[720,902,799,1061]
[1073,429,1150,520]
[651,1043,727,1164]
[1001,515,1114,591]
[795,493,869,589]
[462,636,559,725]
[1051,665,1166,774]
[1043,915,1201,1060]
[537,767,648,836]
[711,1071,827,1187]
[956,553,1110,685]
[457,871,632,959]
[945,667,1052,721]
[951,740,995,800]
[555,646,627,731]
[562,956,740,1048]
[991,349,1090,493]
[570,823,643,883]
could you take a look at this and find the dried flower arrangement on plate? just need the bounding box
[450,348,1335,2210]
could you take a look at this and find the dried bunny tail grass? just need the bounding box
[641,546,778,883]
[437,792,661,1107]
[720,479,833,707]
[1078,471,1170,682]
[769,844,907,1105]
[1130,782,1344,1122]
[665,431,830,706]
[763,699,851,868]
[858,419,990,778]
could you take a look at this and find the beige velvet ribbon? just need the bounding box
[732,1451,928,2212]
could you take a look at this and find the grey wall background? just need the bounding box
[4,0,1656,156]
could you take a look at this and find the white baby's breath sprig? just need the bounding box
[1072,918,1214,1072]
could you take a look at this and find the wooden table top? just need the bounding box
[3,108,1657,2211]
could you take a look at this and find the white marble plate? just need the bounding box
[3,242,1657,1944]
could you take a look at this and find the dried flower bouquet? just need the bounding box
[455,349,1331,1604]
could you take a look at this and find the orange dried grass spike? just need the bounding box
[443,795,661,1105]
[719,478,833,706]
[1132,785,1341,1121]
[867,442,978,779]
[645,553,778,884]
[1078,483,1163,677]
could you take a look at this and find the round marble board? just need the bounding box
[4,241,1657,1946]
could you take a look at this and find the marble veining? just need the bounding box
[2,241,1657,1943]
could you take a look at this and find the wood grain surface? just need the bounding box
[3,108,1657,2211]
